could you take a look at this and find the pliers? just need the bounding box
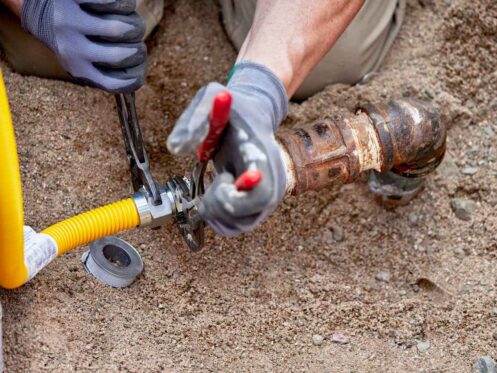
[191,91,263,201]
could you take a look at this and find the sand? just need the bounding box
[0,0,496,371]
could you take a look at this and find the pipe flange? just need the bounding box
[82,236,143,288]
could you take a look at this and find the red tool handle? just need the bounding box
[235,170,263,191]
[196,91,232,162]
[197,91,263,191]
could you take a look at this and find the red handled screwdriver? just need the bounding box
[196,91,262,191]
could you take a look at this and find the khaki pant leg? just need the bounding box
[219,0,406,100]
[0,4,69,79]
[0,0,164,80]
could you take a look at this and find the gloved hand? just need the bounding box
[167,62,289,236]
[21,0,146,93]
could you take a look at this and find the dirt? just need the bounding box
[1,0,496,371]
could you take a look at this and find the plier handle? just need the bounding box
[115,93,162,206]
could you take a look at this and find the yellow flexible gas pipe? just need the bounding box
[0,70,140,289]
[0,69,27,289]
[42,199,139,255]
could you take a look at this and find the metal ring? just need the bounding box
[82,236,143,288]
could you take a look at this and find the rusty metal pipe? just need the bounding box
[277,99,446,195]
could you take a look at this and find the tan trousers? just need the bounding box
[0,0,405,100]
[220,0,406,99]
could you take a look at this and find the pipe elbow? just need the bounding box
[358,99,446,178]
[0,265,29,289]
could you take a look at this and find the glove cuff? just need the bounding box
[21,0,55,50]
[228,61,289,131]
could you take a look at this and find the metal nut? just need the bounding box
[82,236,143,288]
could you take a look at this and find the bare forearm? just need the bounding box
[1,0,22,16]
[237,0,364,97]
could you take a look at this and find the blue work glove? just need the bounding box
[21,0,146,93]
[167,61,289,236]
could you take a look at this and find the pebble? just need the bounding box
[493,308,497,316]
[399,290,408,297]
[450,198,477,221]
[408,212,419,227]
[322,229,334,244]
[416,340,431,353]
[331,225,345,242]
[454,247,465,258]
[331,333,350,345]
[437,152,459,179]
[462,166,478,175]
[375,271,391,283]
[472,356,497,373]
[484,126,495,137]
[312,334,324,346]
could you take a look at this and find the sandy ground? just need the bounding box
[1,0,496,371]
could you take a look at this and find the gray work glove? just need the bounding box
[21,0,146,93]
[167,62,289,236]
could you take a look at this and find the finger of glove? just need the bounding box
[198,172,274,236]
[167,83,226,156]
[200,148,275,218]
[77,62,146,93]
[77,0,136,15]
[76,11,145,43]
[89,42,146,69]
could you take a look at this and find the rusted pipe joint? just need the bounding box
[358,99,446,178]
[277,111,379,194]
[277,99,446,195]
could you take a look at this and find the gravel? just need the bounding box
[330,333,350,345]
[472,356,497,373]
[375,271,391,283]
[416,340,431,353]
[462,166,478,175]
[331,224,345,242]
[408,212,419,227]
[1,0,496,371]
[450,198,478,221]
[312,334,324,346]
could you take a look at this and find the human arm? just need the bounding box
[237,0,364,97]
[1,0,22,16]
[168,0,365,236]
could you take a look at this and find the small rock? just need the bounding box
[450,198,477,221]
[408,212,419,227]
[322,229,334,244]
[312,334,324,346]
[484,126,495,137]
[437,151,459,179]
[416,340,431,353]
[399,290,408,297]
[472,356,497,373]
[375,271,391,283]
[493,308,497,316]
[331,333,350,345]
[462,166,478,175]
[331,224,345,242]
[454,247,465,258]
